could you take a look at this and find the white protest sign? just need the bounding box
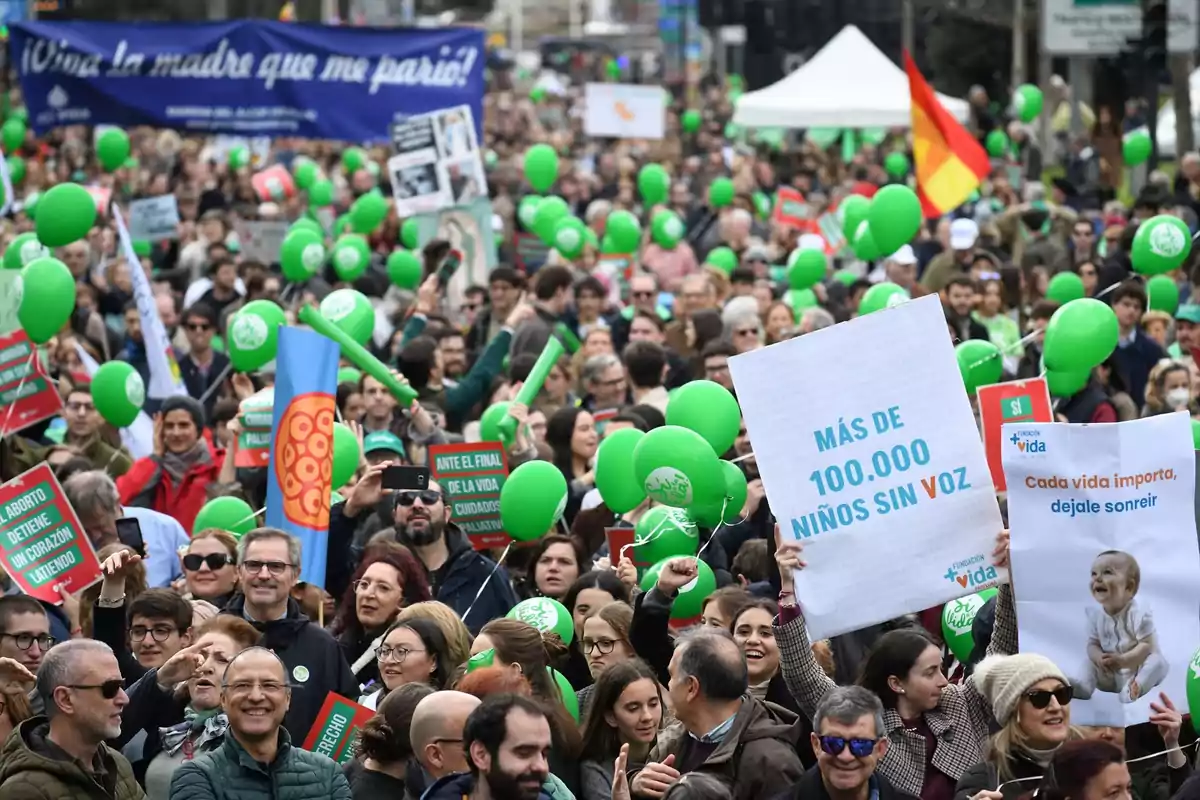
[1003,414,1200,727]
[128,195,181,241]
[388,104,487,217]
[584,83,666,140]
[236,219,290,264]
[729,294,1005,639]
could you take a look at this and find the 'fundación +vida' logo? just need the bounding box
[1008,429,1046,455]
[943,554,998,590]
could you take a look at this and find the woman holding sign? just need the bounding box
[774,528,1018,800]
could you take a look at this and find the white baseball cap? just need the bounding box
[888,244,917,265]
[949,218,979,250]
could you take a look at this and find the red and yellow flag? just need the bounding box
[904,51,990,218]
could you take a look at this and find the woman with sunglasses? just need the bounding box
[330,546,432,696]
[579,659,664,800]
[775,529,1019,800]
[115,615,261,798]
[955,653,1079,800]
[360,617,453,710]
[180,529,239,608]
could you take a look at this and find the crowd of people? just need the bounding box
[0,41,1199,800]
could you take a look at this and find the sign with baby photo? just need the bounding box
[1003,413,1200,726]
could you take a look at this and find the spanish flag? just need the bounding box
[904,52,990,218]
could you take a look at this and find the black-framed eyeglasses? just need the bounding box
[431,737,463,746]
[223,680,291,697]
[377,645,426,663]
[1025,686,1073,709]
[183,553,232,572]
[818,735,879,758]
[68,679,125,699]
[581,638,617,655]
[130,625,177,643]
[186,322,212,332]
[397,490,443,507]
[241,560,294,576]
[0,632,55,651]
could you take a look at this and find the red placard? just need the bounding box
[429,442,510,550]
[0,330,65,436]
[301,693,375,763]
[251,165,297,202]
[976,378,1054,491]
[0,464,102,603]
[773,187,810,229]
[85,185,112,216]
[513,232,551,273]
[605,526,650,570]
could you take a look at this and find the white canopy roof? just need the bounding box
[732,26,971,129]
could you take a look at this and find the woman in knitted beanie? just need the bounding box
[954,652,1080,800]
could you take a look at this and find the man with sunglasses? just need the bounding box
[178,302,231,422]
[772,686,915,800]
[0,640,143,800]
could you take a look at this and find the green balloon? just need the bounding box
[308,179,334,207]
[1043,298,1118,373]
[227,299,286,372]
[96,129,131,172]
[480,401,515,447]
[342,147,367,173]
[867,185,922,255]
[18,257,75,344]
[319,288,375,347]
[681,109,701,133]
[293,157,319,190]
[338,367,363,385]
[1045,363,1091,398]
[331,422,361,490]
[533,196,570,245]
[666,379,740,455]
[4,232,47,271]
[1013,84,1044,123]
[706,246,738,275]
[551,668,579,721]
[386,249,422,289]
[468,648,495,671]
[1046,272,1085,304]
[6,156,24,185]
[790,288,818,311]
[941,589,998,662]
[840,195,871,241]
[632,425,725,509]
[832,269,858,287]
[193,496,257,538]
[400,217,420,249]
[852,220,881,262]
[955,339,1003,395]
[708,178,734,209]
[517,195,542,231]
[279,228,326,282]
[500,460,569,541]
[290,218,324,237]
[35,183,96,247]
[884,152,910,177]
[606,210,641,252]
[858,282,910,315]
[1,118,24,152]
[331,234,371,281]
[524,143,559,193]
[985,130,1010,158]
[553,217,588,259]
[638,164,670,205]
[651,210,685,249]
[634,506,699,564]
[90,360,144,428]
[507,597,574,645]
[1193,420,1200,450]
[1187,645,1200,731]
[228,146,251,169]
[1124,131,1152,167]
[350,191,388,235]
[1131,215,1192,276]
[640,557,716,621]
[787,248,826,290]
[595,428,647,513]
[691,460,749,528]
[1147,274,1180,314]
[752,191,772,219]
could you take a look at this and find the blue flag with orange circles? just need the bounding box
[266,326,339,587]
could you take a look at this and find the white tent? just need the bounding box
[732,25,971,129]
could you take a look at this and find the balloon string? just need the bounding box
[996,740,1197,792]
[0,353,35,438]
[462,542,512,628]
[227,506,266,532]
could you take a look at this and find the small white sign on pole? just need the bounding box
[584,83,666,140]
[128,195,181,242]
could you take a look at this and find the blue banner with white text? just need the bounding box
[10,21,484,142]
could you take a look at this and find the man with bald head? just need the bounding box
[411,690,481,785]
[629,628,804,800]
[170,647,350,800]
[0,640,143,800]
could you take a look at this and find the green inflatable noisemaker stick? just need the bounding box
[497,336,566,441]
[298,304,418,406]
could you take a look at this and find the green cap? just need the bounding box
[1176,304,1200,324]
[363,430,405,456]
